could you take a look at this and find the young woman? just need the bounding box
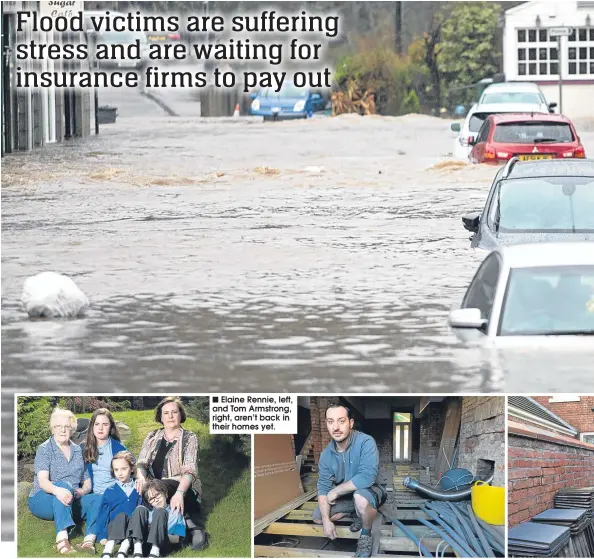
[135,397,207,551]
[77,408,128,554]
[28,408,91,555]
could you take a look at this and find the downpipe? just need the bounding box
[403,472,495,501]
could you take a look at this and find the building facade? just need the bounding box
[503,0,594,119]
[1,1,96,156]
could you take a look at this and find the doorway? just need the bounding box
[393,411,412,462]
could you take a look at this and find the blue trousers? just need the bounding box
[28,483,103,536]
[28,481,76,534]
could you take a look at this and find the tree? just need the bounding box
[439,2,502,107]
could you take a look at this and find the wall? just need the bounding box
[366,418,393,464]
[532,396,594,434]
[419,401,446,472]
[508,421,594,526]
[458,397,505,487]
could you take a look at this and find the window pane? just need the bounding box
[569,47,577,60]
[590,47,594,59]
[569,28,576,41]
[550,62,559,75]
[518,63,526,75]
[539,29,548,42]
[539,62,548,74]
[590,61,594,74]
[580,47,587,59]
[518,48,526,61]
[518,29,526,42]
[550,47,558,60]
[529,63,537,74]
[529,29,537,42]
[579,28,587,41]
[539,48,548,60]
[580,61,588,74]
[590,29,594,41]
[529,48,537,60]
[569,62,577,74]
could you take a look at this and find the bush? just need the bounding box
[57,396,132,413]
[403,90,421,113]
[17,397,53,460]
[185,397,210,424]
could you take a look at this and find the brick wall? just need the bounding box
[532,396,594,435]
[419,401,446,471]
[366,419,393,464]
[508,431,594,526]
[458,397,505,487]
[310,396,339,464]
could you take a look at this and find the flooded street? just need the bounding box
[3,88,594,395]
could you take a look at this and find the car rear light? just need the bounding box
[574,146,586,158]
[496,150,511,160]
[168,33,181,40]
[484,146,497,161]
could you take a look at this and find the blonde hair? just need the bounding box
[49,407,77,431]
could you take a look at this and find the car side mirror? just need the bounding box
[311,93,321,101]
[468,136,476,146]
[548,102,557,110]
[462,212,480,233]
[448,308,487,330]
[450,122,461,133]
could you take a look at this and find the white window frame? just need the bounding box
[580,432,594,444]
[567,27,594,76]
[516,27,559,78]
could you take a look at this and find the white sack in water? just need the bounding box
[22,272,90,318]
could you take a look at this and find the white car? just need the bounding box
[478,82,556,114]
[450,100,551,161]
[449,242,594,340]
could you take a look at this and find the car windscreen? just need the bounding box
[487,177,594,232]
[482,92,542,104]
[498,265,594,336]
[493,122,574,143]
[469,114,488,133]
[259,83,308,98]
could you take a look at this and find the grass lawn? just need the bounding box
[17,410,251,558]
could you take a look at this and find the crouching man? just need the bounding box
[312,404,386,558]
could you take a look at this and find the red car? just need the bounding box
[469,113,586,164]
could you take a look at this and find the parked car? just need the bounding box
[462,158,594,250]
[469,113,586,164]
[449,242,594,340]
[450,101,549,161]
[477,82,556,114]
[249,82,327,120]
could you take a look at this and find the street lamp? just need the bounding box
[535,15,541,28]
[586,14,591,26]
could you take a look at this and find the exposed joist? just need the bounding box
[255,489,318,536]
[254,546,353,558]
[380,536,444,553]
[263,523,393,539]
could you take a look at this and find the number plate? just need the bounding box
[518,154,554,161]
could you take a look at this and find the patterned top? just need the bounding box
[29,437,89,498]
[137,428,201,497]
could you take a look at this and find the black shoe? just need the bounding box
[349,517,362,532]
[354,534,373,558]
[190,528,208,551]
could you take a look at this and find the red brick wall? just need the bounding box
[419,401,446,471]
[532,396,594,435]
[310,396,337,465]
[508,433,594,526]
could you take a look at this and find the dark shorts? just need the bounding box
[312,485,386,522]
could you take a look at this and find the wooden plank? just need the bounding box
[371,510,383,556]
[380,536,444,553]
[263,523,393,539]
[283,511,351,522]
[254,546,352,558]
[255,489,318,536]
[435,398,462,479]
[298,502,318,510]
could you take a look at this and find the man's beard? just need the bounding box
[332,431,349,442]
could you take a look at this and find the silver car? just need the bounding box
[449,242,594,340]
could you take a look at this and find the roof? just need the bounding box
[507,158,594,178]
[483,82,541,92]
[489,113,572,124]
[508,396,578,435]
[496,241,594,268]
[470,102,548,116]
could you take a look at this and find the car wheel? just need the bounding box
[263,116,273,122]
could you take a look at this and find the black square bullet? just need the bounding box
[213,397,219,403]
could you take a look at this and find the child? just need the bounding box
[96,451,142,558]
[125,479,186,557]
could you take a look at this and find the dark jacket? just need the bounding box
[317,430,379,497]
[95,482,142,542]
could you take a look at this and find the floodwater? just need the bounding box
[2,88,594,538]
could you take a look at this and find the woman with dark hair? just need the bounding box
[135,397,207,551]
[77,408,128,554]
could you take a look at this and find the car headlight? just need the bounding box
[251,99,260,111]
[293,100,305,112]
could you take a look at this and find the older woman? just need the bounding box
[28,408,92,555]
[76,408,128,554]
[135,397,207,551]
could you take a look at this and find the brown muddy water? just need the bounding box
[2,90,594,538]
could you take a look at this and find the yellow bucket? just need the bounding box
[471,481,505,526]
